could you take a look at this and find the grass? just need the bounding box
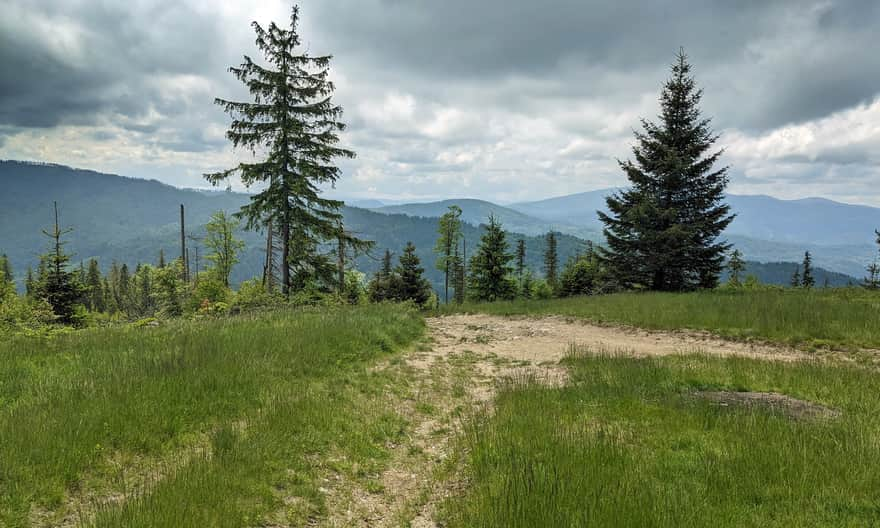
[0,304,424,527]
[440,350,880,527]
[440,288,880,349]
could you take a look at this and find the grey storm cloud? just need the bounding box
[0,0,878,202]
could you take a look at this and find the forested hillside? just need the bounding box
[0,161,586,292]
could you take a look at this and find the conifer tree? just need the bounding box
[38,202,85,324]
[1,254,13,285]
[544,232,558,291]
[434,205,463,304]
[205,210,245,287]
[790,266,801,288]
[515,239,526,285]
[368,249,396,303]
[452,242,466,304]
[395,242,432,307]
[85,259,104,312]
[158,249,166,269]
[119,263,132,312]
[727,249,745,287]
[801,251,815,289]
[205,5,364,296]
[25,267,34,297]
[469,215,516,302]
[599,50,734,291]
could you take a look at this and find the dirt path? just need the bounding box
[315,313,807,527]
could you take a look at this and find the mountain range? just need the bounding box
[0,160,870,291]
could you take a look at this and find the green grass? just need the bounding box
[0,305,424,527]
[441,289,880,349]
[441,351,880,527]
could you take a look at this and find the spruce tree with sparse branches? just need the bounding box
[599,50,734,291]
[434,205,462,304]
[544,232,558,291]
[801,251,815,289]
[727,249,745,287]
[205,5,367,296]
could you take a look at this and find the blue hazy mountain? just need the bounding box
[510,189,880,247]
[0,160,868,285]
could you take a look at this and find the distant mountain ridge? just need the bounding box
[508,188,880,247]
[0,160,868,287]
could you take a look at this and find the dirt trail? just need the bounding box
[315,313,807,527]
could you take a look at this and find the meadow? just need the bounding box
[440,288,880,350]
[0,305,423,527]
[440,350,880,527]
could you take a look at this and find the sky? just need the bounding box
[1,0,879,205]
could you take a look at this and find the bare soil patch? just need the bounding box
[315,313,811,527]
[694,391,841,420]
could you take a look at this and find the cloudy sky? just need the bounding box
[1,0,879,205]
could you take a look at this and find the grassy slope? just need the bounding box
[0,305,423,527]
[441,352,880,527]
[441,289,880,349]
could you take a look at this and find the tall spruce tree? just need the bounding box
[469,215,516,302]
[801,251,815,289]
[85,259,104,312]
[434,205,463,304]
[395,242,432,307]
[544,232,558,291]
[205,5,366,296]
[599,50,734,291]
[38,202,85,324]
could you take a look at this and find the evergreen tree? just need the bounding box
[452,241,466,304]
[801,251,815,289]
[469,215,516,302]
[790,266,801,288]
[1,254,13,285]
[102,277,118,313]
[25,267,34,297]
[368,249,397,303]
[154,259,186,317]
[515,239,526,285]
[727,249,746,287]
[544,232,558,291]
[394,242,432,307]
[205,210,245,287]
[132,264,155,316]
[37,202,85,324]
[0,254,12,299]
[434,205,463,304]
[205,5,365,296]
[118,263,132,312]
[85,259,105,312]
[599,50,734,291]
[158,249,166,269]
